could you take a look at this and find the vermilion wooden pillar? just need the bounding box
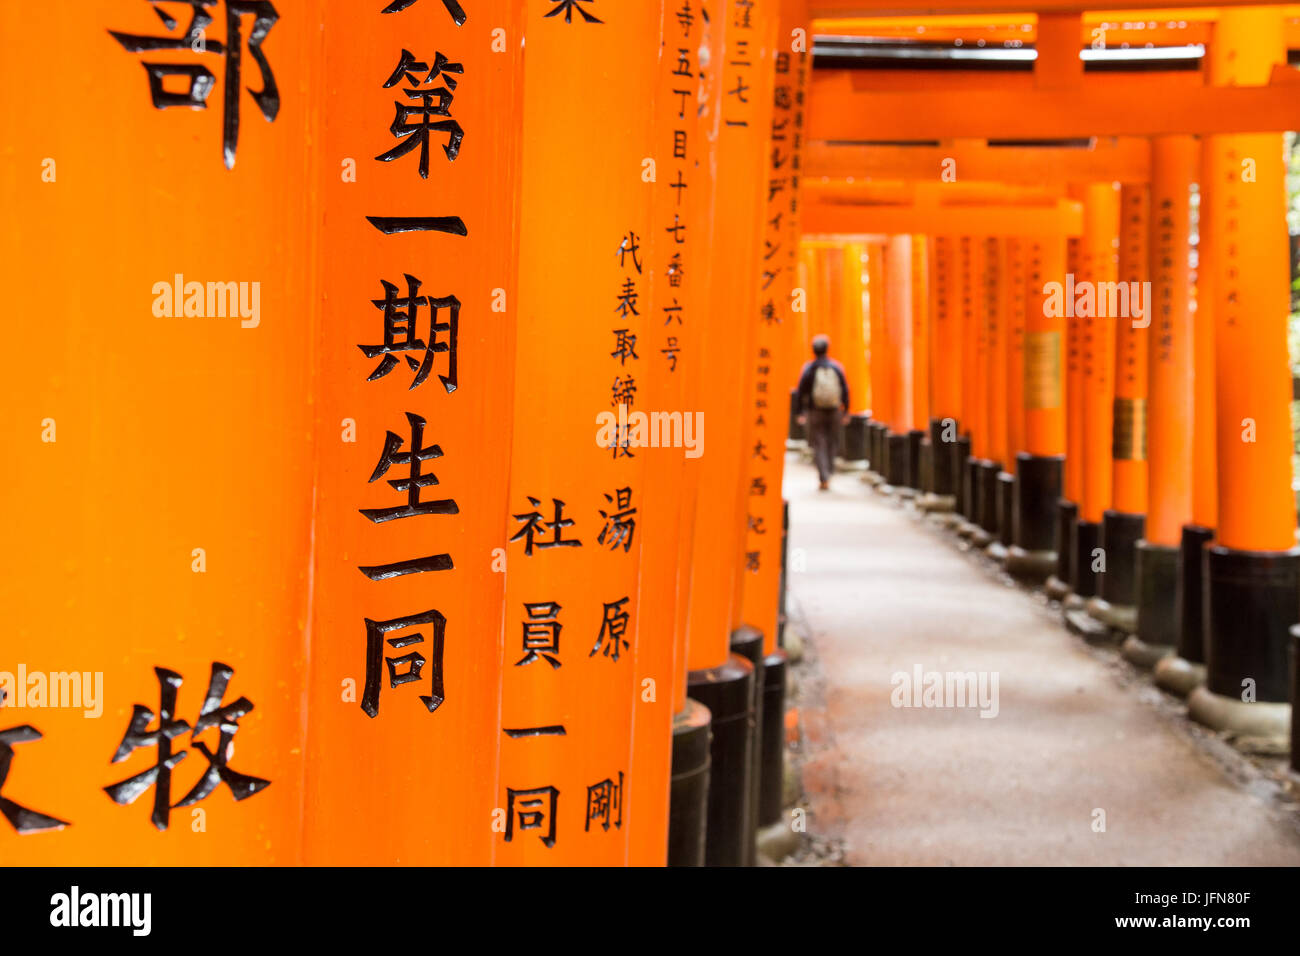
[686,0,778,867]
[309,0,525,867]
[841,244,872,413]
[816,244,844,363]
[1064,186,1087,514]
[1009,234,1068,581]
[726,0,784,868]
[1134,137,1197,670]
[751,0,810,836]
[837,242,872,468]
[974,237,1008,540]
[920,235,963,510]
[1090,183,1150,631]
[884,234,915,488]
[649,0,711,868]
[908,235,932,492]
[1,0,326,864]
[841,243,872,409]
[791,242,821,448]
[496,0,661,867]
[995,237,1028,554]
[1048,185,1087,599]
[746,0,811,837]
[866,240,891,478]
[956,235,983,522]
[1189,7,1299,740]
[1071,183,1119,603]
[1157,136,1220,697]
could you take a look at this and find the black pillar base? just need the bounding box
[953,436,972,515]
[1071,518,1101,599]
[668,698,712,867]
[905,429,925,490]
[920,438,934,494]
[886,432,908,487]
[1045,498,1078,598]
[1009,454,1064,581]
[929,417,958,496]
[729,625,765,867]
[974,459,1002,535]
[1098,510,1144,608]
[842,413,869,465]
[787,389,804,443]
[778,500,789,648]
[996,471,1015,546]
[1134,540,1179,648]
[1122,540,1179,668]
[868,422,885,475]
[1202,544,1300,703]
[758,650,788,827]
[687,653,755,867]
[1153,524,1215,697]
[1176,524,1215,665]
[1292,625,1300,774]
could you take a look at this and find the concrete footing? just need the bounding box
[918,492,956,513]
[756,819,800,863]
[1085,595,1137,635]
[1154,655,1207,697]
[1044,577,1070,601]
[1065,606,1114,643]
[1188,686,1291,752]
[1007,547,1056,580]
[1121,634,1175,670]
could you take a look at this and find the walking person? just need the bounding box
[796,335,851,491]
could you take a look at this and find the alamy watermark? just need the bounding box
[1042,273,1151,327]
[152,274,260,328]
[0,666,103,718]
[595,406,704,458]
[890,665,999,718]
[50,886,151,936]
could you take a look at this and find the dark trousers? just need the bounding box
[808,409,840,483]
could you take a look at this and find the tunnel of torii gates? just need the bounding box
[3,0,1300,868]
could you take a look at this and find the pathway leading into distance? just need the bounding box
[785,455,1300,865]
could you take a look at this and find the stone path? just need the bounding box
[785,456,1300,865]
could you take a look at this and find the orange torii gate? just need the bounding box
[801,2,1300,759]
[802,192,1081,544]
[6,0,1300,870]
[1,0,824,868]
